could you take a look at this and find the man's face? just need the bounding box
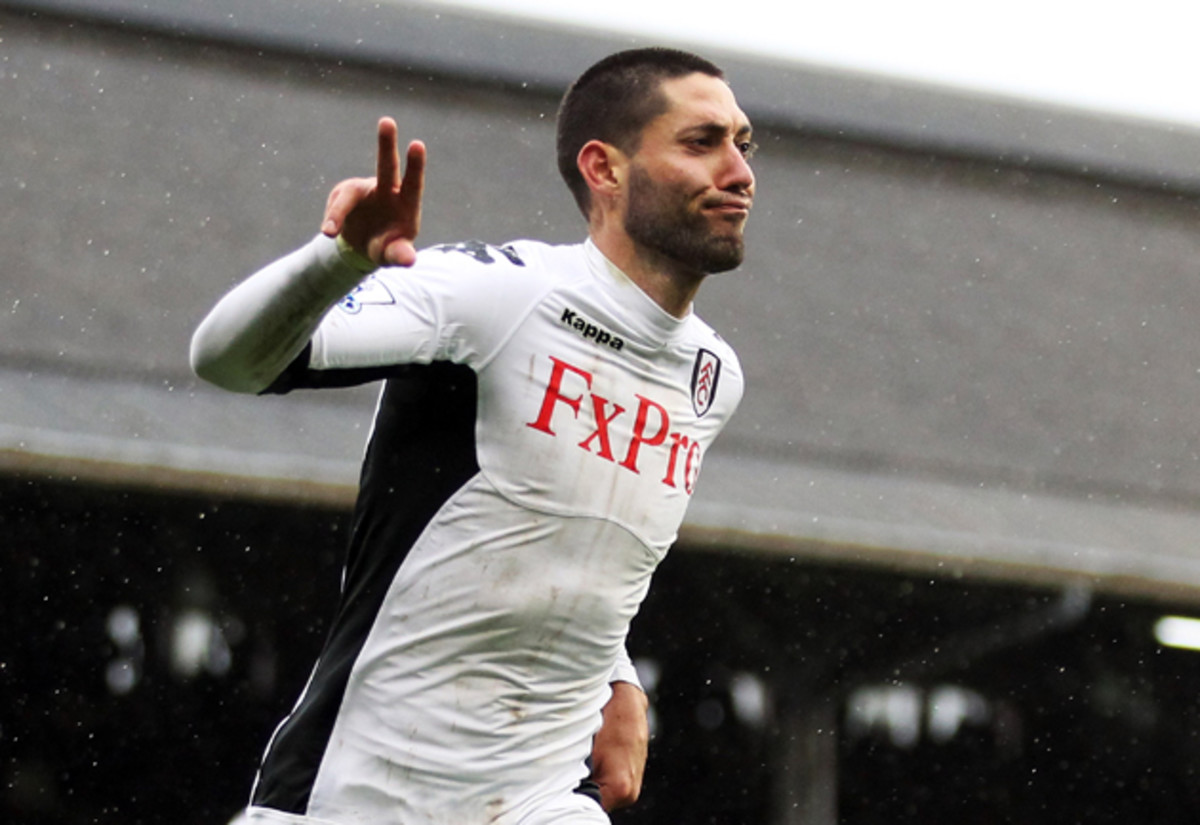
[622,72,756,275]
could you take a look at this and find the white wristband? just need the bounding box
[335,233,378,274]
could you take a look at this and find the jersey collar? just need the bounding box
[583,238,693,343]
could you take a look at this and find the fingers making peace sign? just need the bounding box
[322,117,426,268]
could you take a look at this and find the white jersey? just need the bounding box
[241,235,743,824]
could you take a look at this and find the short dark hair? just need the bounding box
[556,47,725,217]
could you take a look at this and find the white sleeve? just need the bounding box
[190,234,371,393]
[306,240,549,373]
[607,643,643,690]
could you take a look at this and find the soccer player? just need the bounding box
[191,47,754,825]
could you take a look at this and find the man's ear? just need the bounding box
[577,140,625,203]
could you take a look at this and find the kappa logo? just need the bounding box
[559,307,625,351]
[690,349,721,417]
[337,277,396,314]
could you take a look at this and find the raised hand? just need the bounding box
[321,117,426,267]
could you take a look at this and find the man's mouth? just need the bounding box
[703,196,752,216]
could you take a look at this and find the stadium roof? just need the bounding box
[5,0,1200,601]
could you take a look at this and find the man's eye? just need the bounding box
[739,141,759,160]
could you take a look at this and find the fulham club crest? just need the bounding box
[690,349,721,417]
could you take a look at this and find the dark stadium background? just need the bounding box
[9,477,1200,823]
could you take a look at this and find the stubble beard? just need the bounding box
[624,164,746,276]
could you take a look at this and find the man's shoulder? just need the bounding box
[417,238,586,276]
[687,311,740,361]
[376,239,591,332]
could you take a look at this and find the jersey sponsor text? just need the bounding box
[526,355,702,494]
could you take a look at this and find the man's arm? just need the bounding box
[189,118,425,392]
[590,680,650,811]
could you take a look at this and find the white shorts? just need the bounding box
[510,790,609,825]
[235,788,609,825]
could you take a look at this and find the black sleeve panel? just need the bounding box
[259,342,417,395]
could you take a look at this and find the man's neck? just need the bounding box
[589,224,703,319]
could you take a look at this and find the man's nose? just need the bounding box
[720,142,755,193]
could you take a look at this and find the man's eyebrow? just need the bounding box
[681,121,754,138]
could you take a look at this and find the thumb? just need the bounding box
[382,236,418,268]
